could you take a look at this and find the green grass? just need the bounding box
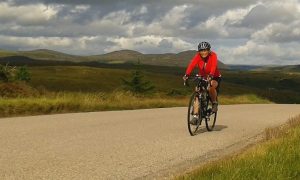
[219,94,271,104]
[0,50,17,57]
[27,66,186,93]
[1,65,299,117]
[177,115,300,180]
[0,91,187,117]
[222,71,300,95]
[26,65,300,104]
[0,91,270,118]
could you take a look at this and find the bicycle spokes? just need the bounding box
[187,93,203,136]
[205,100,217,131]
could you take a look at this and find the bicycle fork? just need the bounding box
[200,94,211,120]
[193,96,200,115]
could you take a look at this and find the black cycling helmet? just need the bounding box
[198,41,211,51]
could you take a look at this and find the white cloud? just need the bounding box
[215,0,300,65]
[160,4,190,28]
[0,0,299,65]
[128,4,192,37]
[70,5,90,13]
[0,35,112,55]
[251,21,300,43]
[0,2,58,26]
[136,6,148,14]
[234,41,283,57]
[193,3,258,38]
[0,35,72,48]
[219,39,300,65]
[106,35,193,53]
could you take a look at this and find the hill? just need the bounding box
[259,65,300,72]
[0,49,82,62]
[226,65,263,71]
[19,49,82,62]
[0,49,227,68]
[92,49,227,69]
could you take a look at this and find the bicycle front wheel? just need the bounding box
[187,92,202,136]
[205,99,217,131]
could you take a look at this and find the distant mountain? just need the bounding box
[0,49,228,68]
[20,49,82,61]
[92,49,227,69]
[257,65,300,72]
[0,49,18,57]
[0,49,82,62]
[89,50,143,64]
[227,65,264,71]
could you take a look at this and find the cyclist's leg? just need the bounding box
[209,80,218,103]
[193,96,200,115]
[210,77,221,112]
[216,77,221,95]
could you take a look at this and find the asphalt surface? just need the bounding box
[0,104,300,179]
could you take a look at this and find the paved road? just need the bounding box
[0,104,300,179]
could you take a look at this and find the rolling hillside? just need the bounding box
[257,65,300,72]
[92,49,227,68]
[0,49,81,62]
[0,49,227,68]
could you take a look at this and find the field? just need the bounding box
[27,66,184,93]
[27,65,299,102]
[0,64,299,117]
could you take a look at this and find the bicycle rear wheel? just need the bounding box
[205,98,217,131]
[187,92,202,136]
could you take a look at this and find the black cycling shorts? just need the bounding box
[212,76,222,94]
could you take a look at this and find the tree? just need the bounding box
[16,66,31,82]
[122,70,155,94]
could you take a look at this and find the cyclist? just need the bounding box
[183,42,221,113]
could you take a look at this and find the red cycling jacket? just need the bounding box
[185,51,221,78]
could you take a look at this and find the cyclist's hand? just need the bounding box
[207,75,213,82]
[183,74,189,86]
[183,74,189,81]
[207,75,214,88]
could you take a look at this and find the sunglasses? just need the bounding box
[199,49,209,52]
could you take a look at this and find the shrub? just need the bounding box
[0,64,16,82]
[167,89,185,96]
[121,70,155,94]
[16,66,31,82]
[0,82,39,98]
[0,64,31,83]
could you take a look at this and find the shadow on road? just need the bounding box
[213,125,228,131]
[193,125,228,135]
[194,127,207,135]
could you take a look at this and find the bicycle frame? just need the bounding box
[185,75,218,135]
[194,76,211,118]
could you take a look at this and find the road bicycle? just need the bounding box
[184,75,218,136]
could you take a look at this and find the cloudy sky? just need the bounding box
[0,0,300,65]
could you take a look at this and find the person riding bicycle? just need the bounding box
[183,41,221,113]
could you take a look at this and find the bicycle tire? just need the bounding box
[205,98,217,131]
[187,92,202,136]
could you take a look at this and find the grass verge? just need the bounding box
[0,92,271,118]
[0,91,187,118]
[219,94,271,104]
[176,114,300,180]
